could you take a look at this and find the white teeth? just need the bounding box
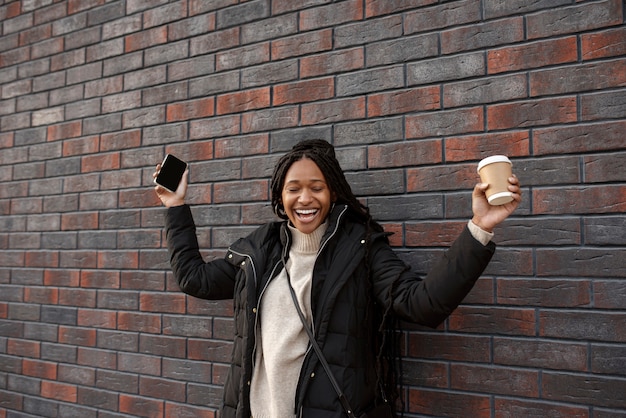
[296,209,317,215]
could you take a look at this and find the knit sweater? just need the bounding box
[249,222,328,418]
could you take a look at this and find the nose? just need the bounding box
[298,188,313,204]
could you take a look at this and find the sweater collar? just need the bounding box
[288,220,328,254]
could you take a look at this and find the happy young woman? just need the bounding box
[153,139,521,418]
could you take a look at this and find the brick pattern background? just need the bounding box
[0,0,625,417]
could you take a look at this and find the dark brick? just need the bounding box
[409,52,485,85]
[442,17,524,54]
[404,0,481,34]
[542,371,626,409]
[527,0,623,39]
[540,310,626,342]
[216,0,269,29]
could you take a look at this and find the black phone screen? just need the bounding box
[155,154,187,192]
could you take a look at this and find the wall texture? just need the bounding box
[1,0,625,417]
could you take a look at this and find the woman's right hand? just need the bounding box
[153,164,188,208]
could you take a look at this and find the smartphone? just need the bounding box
[154,154,187,192]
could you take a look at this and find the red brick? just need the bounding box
[488,37,577,74]
[300,47,364,78]
[61,212,99,231]
[125,26,168,53]
[166,97,215,122]
[216,87,270,115]
[81,153,121,173]
[19,24,52,46]
[487,97,577,130]
[166,140,214,163]
[582,26,626,60]
[62,136,100,157]
[140,292,186,314]
[368,86,440,117]
[41,380,77,402]
[59,326,97,347]
[273,78,333,106]
[118,312,162,333]
[119,394,164,417]
[22,359,57,379]
[24,286,59,304]
[8,338,40,358]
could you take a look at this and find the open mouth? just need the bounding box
[295,209,319,220]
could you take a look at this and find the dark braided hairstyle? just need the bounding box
[271,139,382,233]
[270,139,403,415]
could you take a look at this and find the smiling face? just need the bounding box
[281,157,334,235]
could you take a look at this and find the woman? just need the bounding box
[154,139,521,418]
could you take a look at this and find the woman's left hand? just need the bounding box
[471,175,521,233]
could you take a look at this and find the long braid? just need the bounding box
[271,139,403,415]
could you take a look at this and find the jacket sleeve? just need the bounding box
[371,225,495,328]
[165,204,237,300]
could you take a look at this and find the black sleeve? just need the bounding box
[165,204,237,300]
[372,226,495,328]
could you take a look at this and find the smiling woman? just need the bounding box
[153,139,521,418]
[280,158,334,235]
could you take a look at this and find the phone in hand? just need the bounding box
[154,154,187,193]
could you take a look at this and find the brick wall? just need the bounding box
[0,0,625,417]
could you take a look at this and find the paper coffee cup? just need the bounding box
[477,155,513,205]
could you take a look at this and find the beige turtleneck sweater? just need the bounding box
[249,222,327,418]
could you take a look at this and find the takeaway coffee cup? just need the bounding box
[477,155,514,205]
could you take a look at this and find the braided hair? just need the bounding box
[270,139,402,414]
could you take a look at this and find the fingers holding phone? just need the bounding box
[154,154,188,208]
